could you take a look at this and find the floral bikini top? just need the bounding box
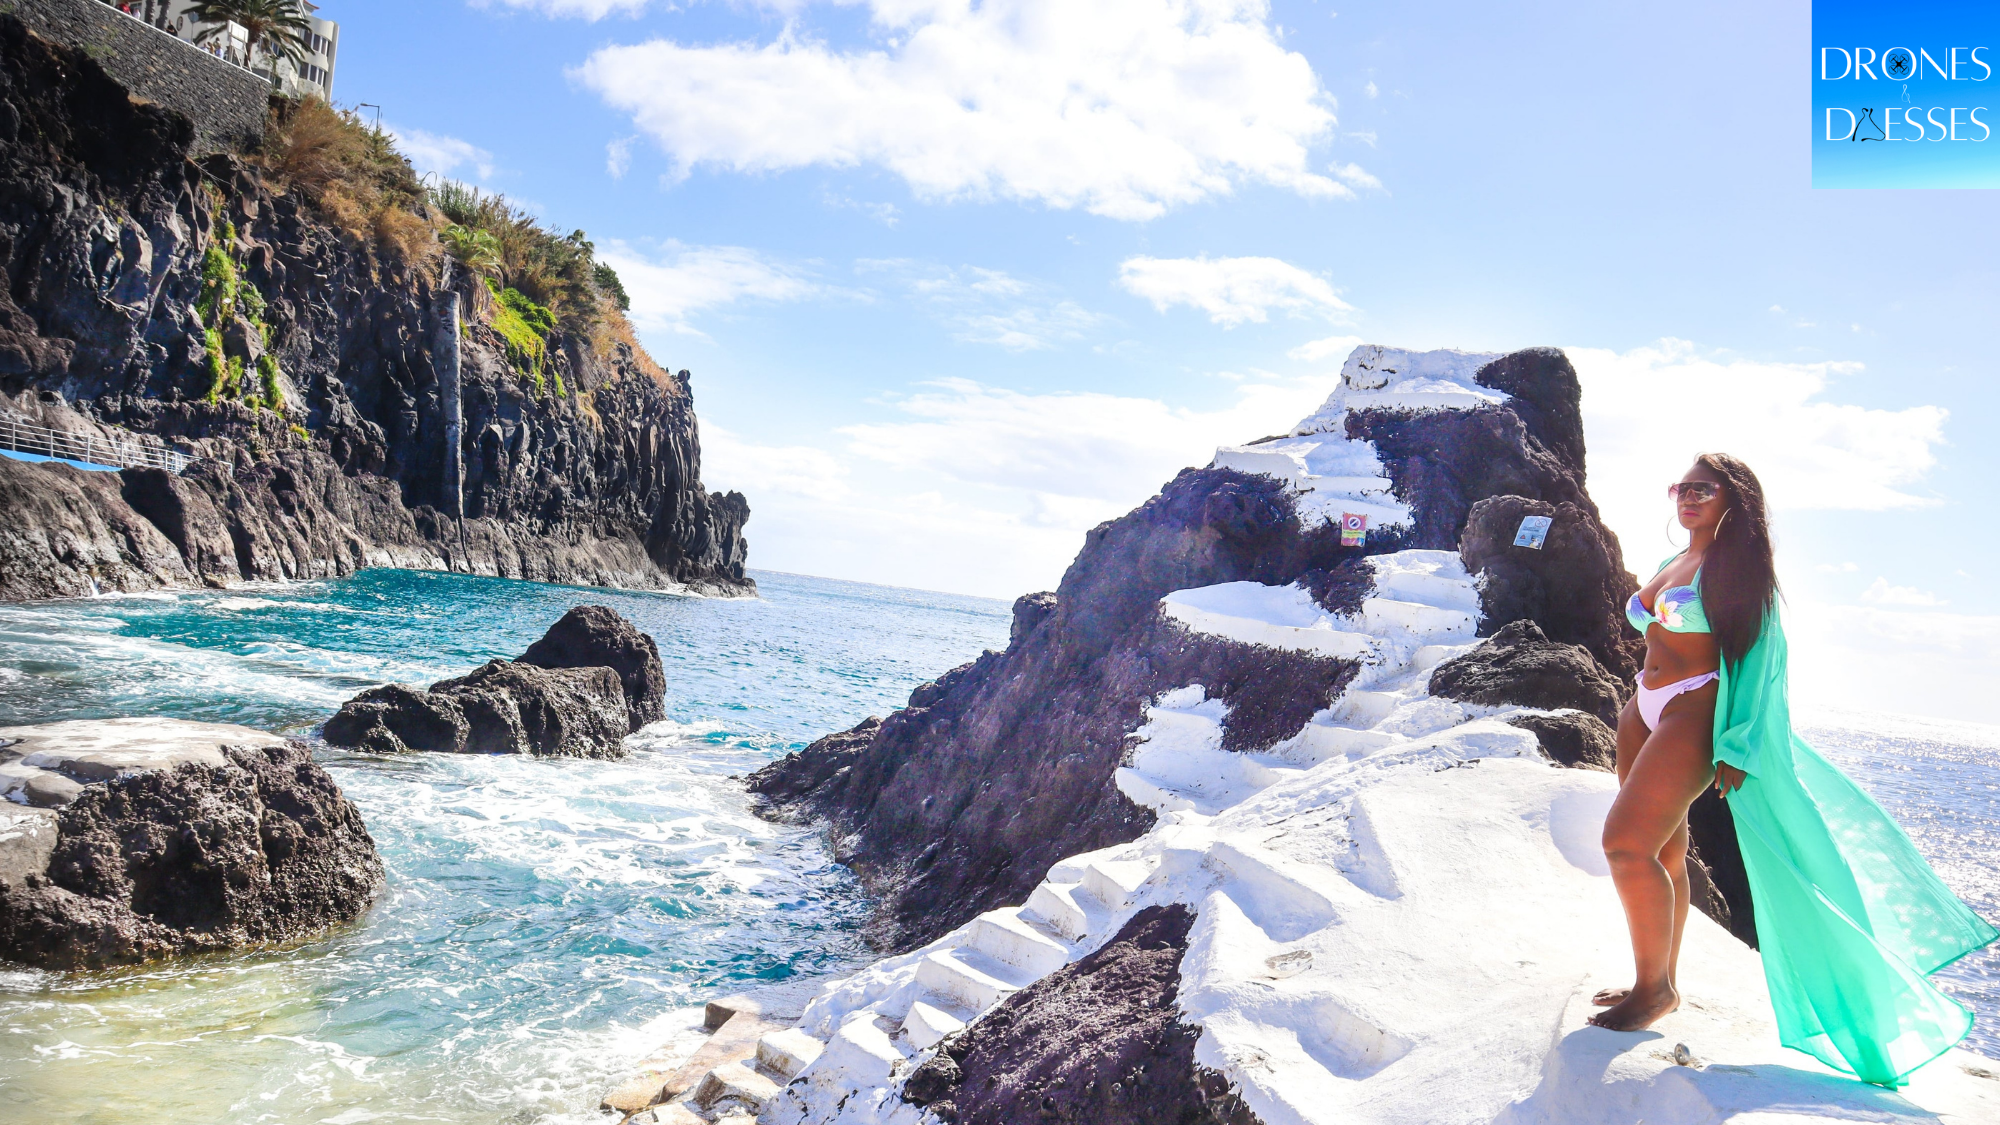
[1625,553,1711,634]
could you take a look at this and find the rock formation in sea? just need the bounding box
[321,604,663,757]
[706,345,1990,1125]
[747,345,1714,952]
[0,16,751,601]
[0,718,382,969]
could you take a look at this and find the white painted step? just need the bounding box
[914,946,1039,1013]
[1279,723,1401,764]
[967,907,1070,976]
[1022,881,1091,940]
[1329,690,1400,728]
[693,1059,782,1111]
[1358,596,1476,638]
[901,999,967,1050]
[756,1027,824,1080]
[817,1014,904,1087]
[1079,858,1152,911]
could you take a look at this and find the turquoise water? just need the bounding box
[0,569,1011,1124]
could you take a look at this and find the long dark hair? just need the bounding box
[1694,452,1778,666]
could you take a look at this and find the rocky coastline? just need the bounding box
[0,16,752,602]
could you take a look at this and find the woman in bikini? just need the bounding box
[1589,453,1996,1087]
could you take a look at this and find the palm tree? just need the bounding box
[185,0,311,74]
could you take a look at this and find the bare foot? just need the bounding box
[1587,984,1679,1031]
[1592,987,1629,1007]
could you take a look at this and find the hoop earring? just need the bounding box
[1663,516,1688,549]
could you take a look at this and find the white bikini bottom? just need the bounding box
[1635,670,1718,731]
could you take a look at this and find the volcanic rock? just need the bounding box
[1427,619,1625,727]
[749,466,1360,950]
[1504,710,1617,771]
[903,904,1255,1125]
[519,604,667,731]
[1459,495,1643,681]
[321,606,661,757]
[0,721,381,969]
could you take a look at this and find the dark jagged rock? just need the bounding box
[1460,495,1642,681]
[1505,711,1617,771]
[1342,348,1592,551]
[749,467,1359,951]
[519,604,666,732]
[322,606,660,757]
[0,17,751,601]
[1428,619,1625,727]
[0,741,382,969]
[905,904,1257,1125]
[323,662,628,759]
[321,663,619,758]
[1008,591,1058,649]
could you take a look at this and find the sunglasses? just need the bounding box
[1667,481,1721,502]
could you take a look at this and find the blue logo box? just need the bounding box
[1813,0,1999,188]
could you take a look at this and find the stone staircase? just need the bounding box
[615,552,1488,1122]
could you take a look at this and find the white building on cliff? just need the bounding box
[117,0,339,100]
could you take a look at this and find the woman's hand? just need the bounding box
[1715,763,1747,796]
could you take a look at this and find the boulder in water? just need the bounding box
[519,604,667,732]
[321,606,661,757]
[0,720,382,969]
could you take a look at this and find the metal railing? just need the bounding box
[0,413,192,474]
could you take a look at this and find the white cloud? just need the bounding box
[388,125,495,181]
[1329,162,1384,192]
[1787,602,2000,723]
[1860,577,1946,606]
[861,261,1103,351]
[840,376,1337,509]
[1119,255,1352,327]
[700,373,1340,597]
[574,0,1344,221]
[1815,561,1860,573]
[475,0,649,18]
[606,136,636,178]
[1571,339,1947,566]
[1364,79,1379,98]
[597,240,819,336]
[1288,334,1365,362]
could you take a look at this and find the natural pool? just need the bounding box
[0,568,1011,1123]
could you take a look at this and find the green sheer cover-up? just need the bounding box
[1712,605,1999,1086]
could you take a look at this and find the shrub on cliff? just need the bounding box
[259,97,436,267]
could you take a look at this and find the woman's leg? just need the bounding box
[1595,695,1694,1006]
[1589,683,1717,1031]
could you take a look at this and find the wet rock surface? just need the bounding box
[321,606,660,758]
[0,729,381,969]
[0,18,751,601]
[902,904,1256,1125]
[1428,619,1625,727]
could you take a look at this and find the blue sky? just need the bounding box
[326,0,1998,719]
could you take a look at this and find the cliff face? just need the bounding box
[749,346,1758,955]
[0,18,751,600]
